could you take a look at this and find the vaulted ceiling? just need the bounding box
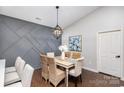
[0,6,99,29]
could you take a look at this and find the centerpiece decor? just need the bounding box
[59,45,68,60]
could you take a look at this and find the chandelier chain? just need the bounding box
[56,6,59,25]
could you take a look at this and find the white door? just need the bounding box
[98,30,121,77]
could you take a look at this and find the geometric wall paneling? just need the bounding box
[25,34,41,53]
[0,15,61,69]
[29,30,52,53]
[1,38,33,67]
[47,39,58,51]
[46,38,61,56]
[30,27,52,40]
[0,22,20,55]
[23,48,41,69]
[1,15,27,33]
[15,23,39,37]
[29,27,61,53]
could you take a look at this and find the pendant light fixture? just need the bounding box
[53,6,63,39]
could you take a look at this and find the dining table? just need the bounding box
[55,56,84,87]
[0,59,6,87]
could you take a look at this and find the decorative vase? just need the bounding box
[61,52,65,60]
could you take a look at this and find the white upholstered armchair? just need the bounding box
[69,57,84,86]
[6,64,34,87]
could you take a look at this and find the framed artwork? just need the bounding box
[69,35,82,52]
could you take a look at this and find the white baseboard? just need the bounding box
[83,66,98,73]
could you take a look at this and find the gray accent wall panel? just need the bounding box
[0,15,61,69]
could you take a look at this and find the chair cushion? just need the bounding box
[69,69,76,77]
[5,57,22,74]
[5,67,16,74]
[6,82,22,87]
[5,72,21,86]
[69,69,81,77]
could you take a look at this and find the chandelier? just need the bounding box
[53,6,63,39]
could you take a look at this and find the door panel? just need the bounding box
[98,31,121,77]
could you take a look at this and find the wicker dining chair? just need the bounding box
[71,51,81,59]
[65,51,81,59]
[65,52,71,58]
[47,52,55,57]
[47,57,65,87]
[40,54,49,81]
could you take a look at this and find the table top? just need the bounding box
[0,59,6,87]
[55,57,75,69]
[55,56,84,69]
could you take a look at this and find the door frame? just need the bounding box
[97,29,124,79]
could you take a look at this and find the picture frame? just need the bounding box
[69,35,82,52]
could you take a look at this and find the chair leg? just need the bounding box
[74,77,78,87]
[45,79,48,83]
[65,77,66,87]
[48,79,51,87]
[80,75,82,82]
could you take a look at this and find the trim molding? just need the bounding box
[83,66,98,73]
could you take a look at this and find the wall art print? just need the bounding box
[69,35,82,52]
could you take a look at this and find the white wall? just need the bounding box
[62,6,124,77]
